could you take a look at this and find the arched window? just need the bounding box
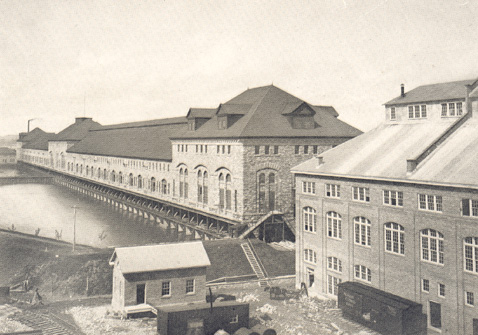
[161,179,167,194]
[226,174,232,210]
[354,265,371,282]
[179,168,184,197]
[421,229,444,264]
[385,223,405,255]
[303,207,316,233]
[354,217,371,246]
[219,173,225,209]
[97,167,101,179]
[257,170,277,212]
[327,212,342,239]
[80,165,83,174]
[119,172,123,184]
[129,173,134,186]
[103,169,107,180]
[197,171,203,203]
[203,171,208,204]
[151,177,156,192]
[76,163,79,173]
[258,173,266,211]
[86,165,89,175]
[111,170,116,183]
[137,175,143,189]
[304,249,317,263]
[464,237,478,273]
[268,173,276,211]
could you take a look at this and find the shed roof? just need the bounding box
[110,241,210,274]
[0,147,15,155]
[67,117,187,161]
[292,117,478,189]
[175,85,361,139]
[385,79,478,105]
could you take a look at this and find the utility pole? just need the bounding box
[71,205,80,252]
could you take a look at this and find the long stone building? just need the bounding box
[293,79,478,334]
[17,85,361,237]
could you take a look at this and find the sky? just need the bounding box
[1,0,478,136]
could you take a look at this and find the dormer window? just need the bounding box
[284,103,317,129]
[188,120,196,131]
[218,116,228,129]
[292,116,315,129]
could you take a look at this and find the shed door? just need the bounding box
[136,284,145,304]
[429,301,441,329]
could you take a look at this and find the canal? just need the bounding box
[0,182,192,248]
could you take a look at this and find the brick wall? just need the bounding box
[295,174,478,334]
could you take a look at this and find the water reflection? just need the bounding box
[0,183,190,248]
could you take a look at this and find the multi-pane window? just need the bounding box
[442,102,463,117]
[303,207,316,233]
[304,145,309,154]
[464,237,478,273]
[408,105,427,119]
[304,249,317,263]
[466,291,474,306]
[354,217,371,247]
[421,229,444,265]
[161,281,171,296]
[328,275,342,296]
[418,194,442,212]
[354,265,371,283]
[326,184,340,198]
[186,279,195,294]
[302,181,316,194]
[327,256,342,272]
[422,279,430,292]
[385,222,405,255]
[441,103,448,117]
[438,283,445,297]
[313,145,318,154]
[273,145,279,154]
[295,145,300,154]
[254,146,260,155]
[352,186,370,202]
[383,190,403,207]
[327,212,342,239]
[449,103,455,116]
[461,199,478,217]
[390,107,396,120]
[264,145,270,155]
[457,102,463,115]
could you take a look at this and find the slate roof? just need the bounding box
[52,117,101,142]
[175,85,362,139]
[292,117,478,189]
[20,128,56,150]
[187,108,216,119]
[110,241,210,274]
[68,117,187,161]
[0,147,15,155]
[385,79,478,106]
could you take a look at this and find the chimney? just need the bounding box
[401,84,405,97]
[317,156,324,166]
[75,117,92,124]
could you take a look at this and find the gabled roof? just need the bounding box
[68,117,187,161]
[0,147,15,155]
[19,128,56,150]
[53,117,101,142]
[110,241,210,274]
[175,85,361,139]
[385,79,478,105]
[292,117,478,189]
[186,108,217,119]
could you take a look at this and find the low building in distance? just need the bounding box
[0,147,16,165]
[109,241,210,316]
[292,79,478,335]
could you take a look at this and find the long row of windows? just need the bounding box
[441,102,463,117]
[302,208,478,271]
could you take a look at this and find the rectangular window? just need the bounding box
[186,279,195,294]
[390,107,396,120]
[409,106,414,119]
[217,145,220,154]
[352,186,370,202]
[461,199,478,217]
[441,104,447,117]
[449,103,455,116]
[228,145,231,154]
[438,283,445,297]
[418,194,442,212]
[255,146,260,155]
[383,190,403,207]
[327,256,342,272]
[326,184,340,198]
[273,145,279,154]
[429,301,441,329]
[302,181,316,194]
[422,279,430,293]
[313,145,318,154]
[421,105,427,118]
[295,145,300,154]
[354,265,371,282]
[222,145,225,154]
[264,145,270,155]
[161,281,171,296]
[466,291,475,306]
[327,275,342,296]
[304,145,309,154]
[457,102,463,116]
[414,105,420,118]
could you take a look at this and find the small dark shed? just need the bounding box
[157,300,249,335]
[338,282,427,335]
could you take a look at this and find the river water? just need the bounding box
[0,182,190,248]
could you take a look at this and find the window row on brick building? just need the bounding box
[302,207,478,272]
[160,279,195,297]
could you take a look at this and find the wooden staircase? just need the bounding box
[241,242,268,287]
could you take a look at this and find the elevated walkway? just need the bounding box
[239,211,295,242]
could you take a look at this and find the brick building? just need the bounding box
[293,79,478,334]
[17,85,361,234]
[109,241,210,315]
